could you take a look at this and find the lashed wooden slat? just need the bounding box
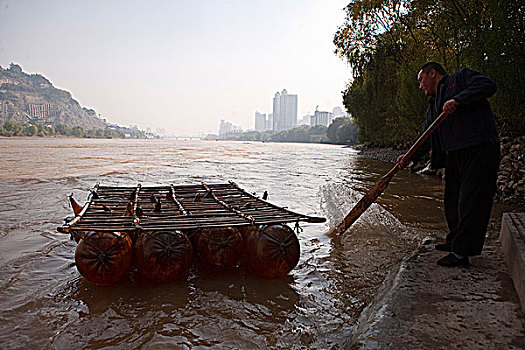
[201,182,254,225]
[57,182,325,235]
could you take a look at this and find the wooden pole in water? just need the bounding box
[328,112,448,236]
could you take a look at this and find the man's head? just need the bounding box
[418,62,446,96]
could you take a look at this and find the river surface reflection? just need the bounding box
[0,138,455,348]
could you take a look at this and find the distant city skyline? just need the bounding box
[254,101,349,132]
[250,89,349,134]
[0,1,351,136]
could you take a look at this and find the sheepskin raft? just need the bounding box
[57,182,325,284]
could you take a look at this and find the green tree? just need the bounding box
[36,124,47,136]
[4,120,23,136]
[116,129,126,138]
[95,127,104,138]
[55,123,70,135]
[46,125,55,136]
[23,124,38,136]
[336,120,359,144]
[327,117,348,143]
[71,126,85,138]
[85,128,96,138]
[335,0,525,146]
[308,125,328,135]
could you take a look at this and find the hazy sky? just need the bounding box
[0,0,351,136]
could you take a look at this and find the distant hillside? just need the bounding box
[0,63,107,129]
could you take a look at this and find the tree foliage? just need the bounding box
[327,117,359,144]
[220,119,358,145]
[335,0,525,146]
[0,121,137,139]
[223,125,330,143]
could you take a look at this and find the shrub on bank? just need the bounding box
[1,121,137,139]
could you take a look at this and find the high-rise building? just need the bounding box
[272,89,297,132]
[332,106,350,120]
[310,109,333,127]
[254,111,267,131]
[272,93,280,131]
[219,119,242,136]
[298,114,312,126]
[219,119,233,136]
[266,113,273,131]
[332,106,344,117]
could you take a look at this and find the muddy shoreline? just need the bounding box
[351,144,405,164]
[352,136,525,205]
[345,207,525,349]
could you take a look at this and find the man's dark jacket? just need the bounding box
[417,68,499,168]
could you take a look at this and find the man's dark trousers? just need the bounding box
[444,141,500,256]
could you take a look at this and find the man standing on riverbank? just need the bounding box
[398,62,500,267]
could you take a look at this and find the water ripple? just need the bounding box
[0,138,446,349]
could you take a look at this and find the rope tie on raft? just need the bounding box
[140,230,187,259]
[73,230,130,264]
[258,225,296,256]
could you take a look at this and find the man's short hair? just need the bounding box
[420,62,447,75]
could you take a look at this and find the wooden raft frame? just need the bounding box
[57,182,325,235]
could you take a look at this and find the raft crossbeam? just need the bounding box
[57,182,326,236]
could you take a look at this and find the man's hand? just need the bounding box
[443,99,460,115]
[397,154,408,169]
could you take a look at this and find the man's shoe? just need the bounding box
[435,242,451,252]
[437,253,469,267]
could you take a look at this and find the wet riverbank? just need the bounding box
[347,141,525,349]
[347,205,525,349]
[351,144,404,164]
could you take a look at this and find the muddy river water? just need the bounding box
[0,137,473,349]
